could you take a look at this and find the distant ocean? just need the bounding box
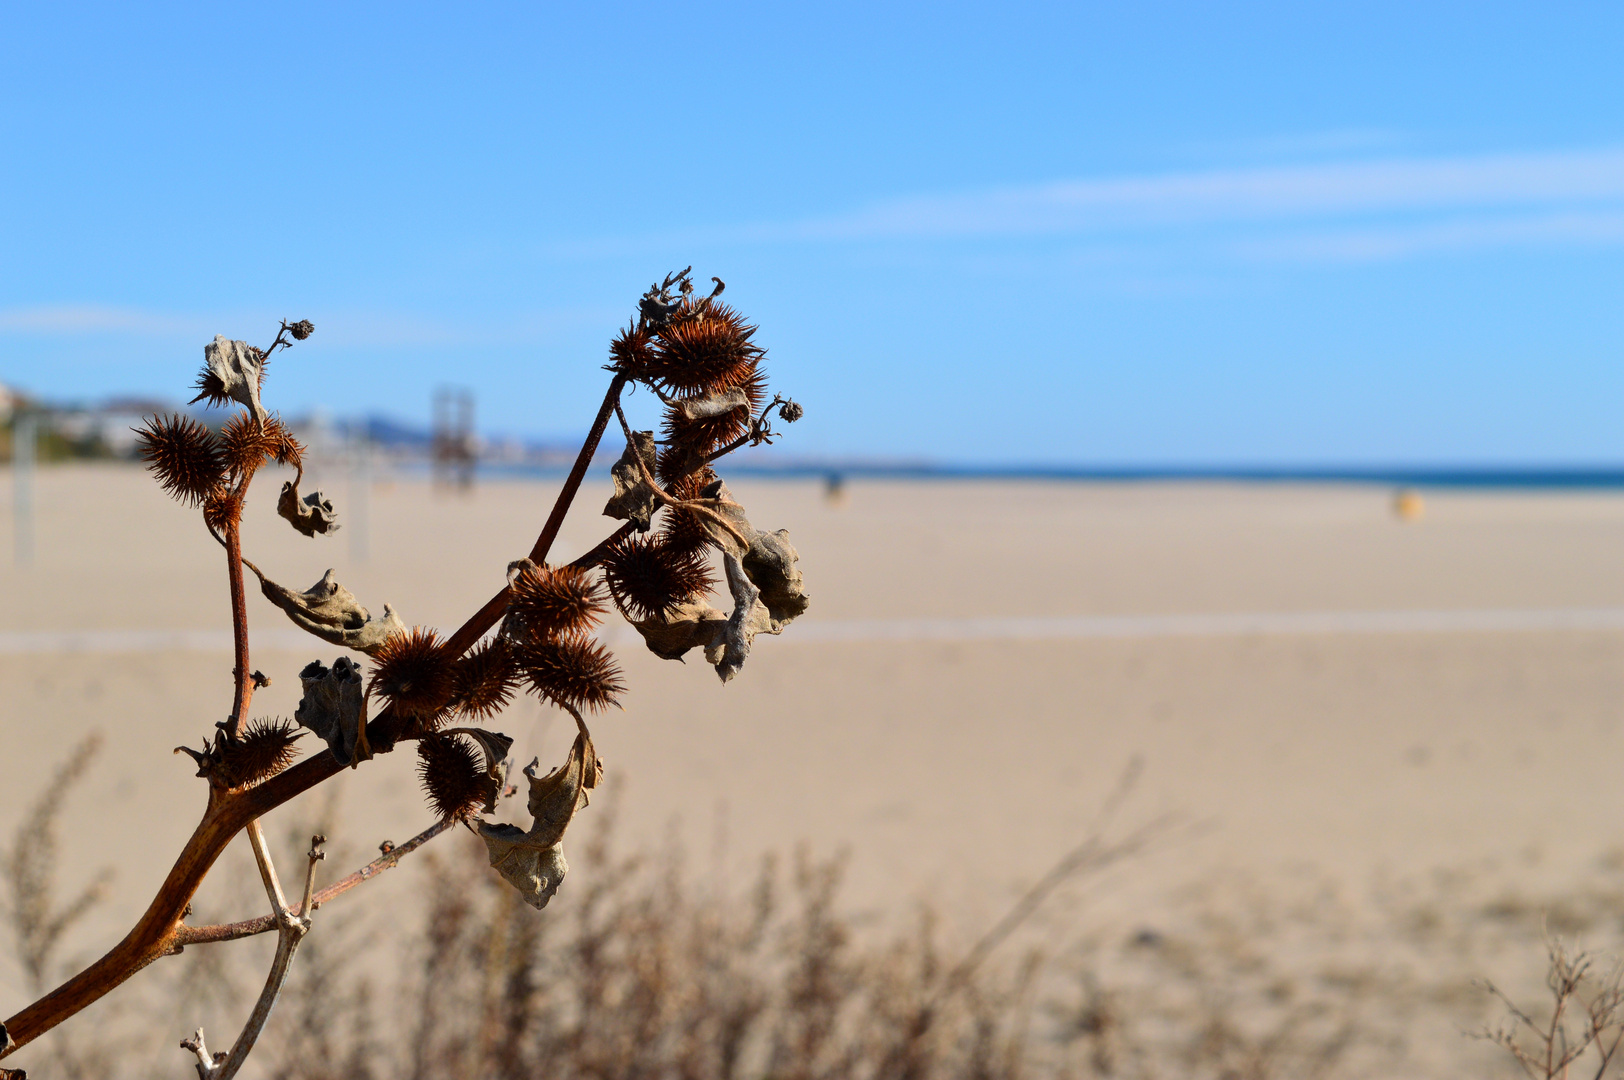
[471,461,1624,490]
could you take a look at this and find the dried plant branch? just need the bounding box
[3,278,806,1064]
[704,393,802,464]
[176,818,455,946]
[245,820,289,914]
[1478,938,1624,1080]
[224,516,255,737]
[178,834,325,1080]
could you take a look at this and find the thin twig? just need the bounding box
[176,817,455,946]
[704,394,794,464]
[245,820,288,915]
[180,836,325,1079]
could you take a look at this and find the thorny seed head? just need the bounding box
[136,414,228,506]
[220,719,303,787]
[368,627,457,720]
[608,323,656,377]
[416,732,493,822]
[515,634,625,713]
[287,319,314,341]
[645,303,763,396]
[507,563,606,640]
[203,488,240,535]
[219,413,304,479]
[451,638,519,721]
[660,469,721,556]
[778,398,804,423]
[659,365,767,479]
[602,533,715,622]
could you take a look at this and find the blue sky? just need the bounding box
[4,2,1624,465]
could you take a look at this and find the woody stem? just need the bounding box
[225,508,253,738]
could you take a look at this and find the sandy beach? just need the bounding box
[6,463,1624,1073]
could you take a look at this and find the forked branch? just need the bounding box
[180,833,325,1080]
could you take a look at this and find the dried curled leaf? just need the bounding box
[476,717,601,909]
[278,480,339,537]
[709,552,776,683]
[675,386,750,422]
[602,431,660,532]
[690,478,756,559]
[254,567,406,655]
[191,335,267,421]
[630,598,729,661]
[295,656,370,766]
[621,483,808,680]
[743,529,810,630]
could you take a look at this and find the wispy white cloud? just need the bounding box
[1234,210,1624,262]
[0,305,620,345]
[0,305,207,335]
[778,147,1624,241]
[545,146,1624,264]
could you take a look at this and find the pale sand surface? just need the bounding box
[5,464,1624,1031]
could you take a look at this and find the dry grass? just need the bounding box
[12,744,1624,1078]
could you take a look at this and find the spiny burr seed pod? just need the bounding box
[218,719,303,787]
[368,627,457,720]
[202,488,239,535]
[660,469,721,556]
[136,414,228,506]
[607,323,656,379]
[646,303,763,395]
[451,638,519,720]
[288,319,314,340]
[659,365,767,472]
[515,634,624,713]
[219,413,302,478]
[417,732,491,822]
[507,562,605,640]
[602,532,715,622]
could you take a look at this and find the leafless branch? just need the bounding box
[177,818,454,946]
[178,835,326,1079]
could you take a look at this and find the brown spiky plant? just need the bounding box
[0,277,810,1078]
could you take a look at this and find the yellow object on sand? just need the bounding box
[1393,488,1425,521]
